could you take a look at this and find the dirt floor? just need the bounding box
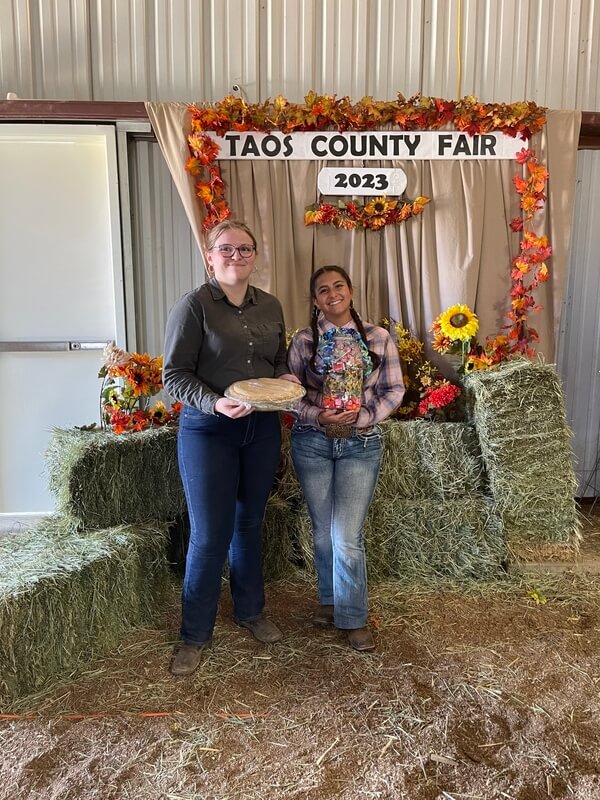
[3,517,600,800]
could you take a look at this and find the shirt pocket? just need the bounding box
[254,321,282,361]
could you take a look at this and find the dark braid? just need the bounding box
[309,304,320,372]
[350,304,381,370]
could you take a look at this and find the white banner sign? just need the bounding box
[317,167,407,196]
[204,130,525,160]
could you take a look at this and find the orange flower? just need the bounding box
[197,184,214,203]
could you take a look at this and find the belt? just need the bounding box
[324,423,375,439]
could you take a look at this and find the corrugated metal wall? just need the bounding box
[557,150,600,497]
[127,137,205,356]
[3,0,600,106]
[1,0,600,493]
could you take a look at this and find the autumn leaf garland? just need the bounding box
[184,93,551,362]
[185,93,547,230]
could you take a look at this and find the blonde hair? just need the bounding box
[204,220,258,252]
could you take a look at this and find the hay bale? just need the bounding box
[281,419,502,583]
[0,516,171,706]
[262,495,296,581]
[366,497,505,581]
[377,420,485,499]
[292,495,505,584]
[46,427,186,529]
[465,359,580,548]
[274,427,303,502]
[278,420,485,503]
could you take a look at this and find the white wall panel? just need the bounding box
[557,151,600,497]
[261,0,317,102]
[262,0,423,102]
[421,0,461,98]
[423,0,583,105]
[36,0,91,98]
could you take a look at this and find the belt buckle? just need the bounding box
[324,423,353,438]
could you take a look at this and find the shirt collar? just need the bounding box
[207,277,257,305]
[318,316,358,334]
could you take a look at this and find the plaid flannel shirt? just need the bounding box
[287,318,405,430]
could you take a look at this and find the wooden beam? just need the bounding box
[0,100,147,121]
[0,101,599,148]
[580,111,600,149]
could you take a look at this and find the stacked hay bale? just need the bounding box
[0,517,170,704]
[464,358,580,562]
[45,426,186,528]
[1,426,184,706]
[285,422,506,583]
[1,358,578,703]
[45,425,296,581]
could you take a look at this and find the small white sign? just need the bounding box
[317,167,407,196]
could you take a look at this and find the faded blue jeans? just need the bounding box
[291,426,382,629]
[177,406,281,645]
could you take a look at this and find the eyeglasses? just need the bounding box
[211,244,256,258]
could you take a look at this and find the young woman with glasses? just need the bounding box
[163,220,299,675]
[287,266,404,651]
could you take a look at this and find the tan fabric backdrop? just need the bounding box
[146,102,580,360]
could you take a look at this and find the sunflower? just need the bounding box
[364,196,397,216]
[436,304,479,342]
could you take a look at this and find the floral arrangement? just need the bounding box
[430,303,513,374]
[99,343,181,434]
[304,195,430,231]
[431,304,480,373]
[387,323,463,421]
[186,93,546,230]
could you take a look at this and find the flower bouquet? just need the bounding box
[99,343,181,433]
[386,323,463,421]
[430,304,479,373]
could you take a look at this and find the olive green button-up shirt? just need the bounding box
[163,278,288,414]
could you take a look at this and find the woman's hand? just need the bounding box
[278,373,302,385]
[215,398,254,418]
[318,409,359,426]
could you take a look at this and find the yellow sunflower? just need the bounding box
[436,304,479,342]
[364,196,397,216]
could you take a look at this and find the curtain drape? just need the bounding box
[146,102,581,360]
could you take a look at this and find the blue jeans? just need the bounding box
[291,426,382,629]
[177,406,281,645]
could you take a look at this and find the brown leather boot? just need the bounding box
[236,614,283,643]
[170,640,211,676]
[311,605,334,626]
[347,627,375,652]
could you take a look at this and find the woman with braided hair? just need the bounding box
[287,266,404,651]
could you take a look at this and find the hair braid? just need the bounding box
[309,305,320,372]
[350,305,381,370]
